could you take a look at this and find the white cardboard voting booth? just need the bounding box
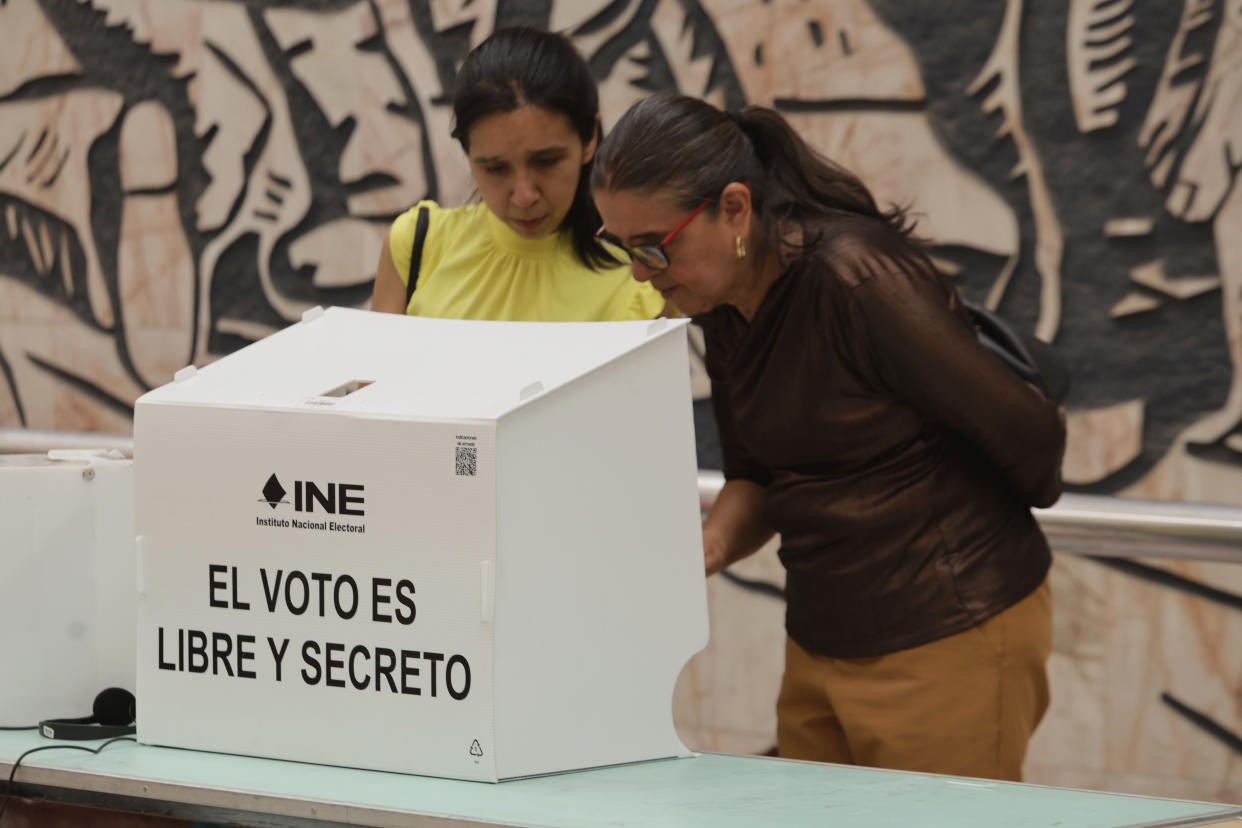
[0,451,136,726]
[133,308,708,782]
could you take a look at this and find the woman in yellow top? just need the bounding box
[371,27,665,321]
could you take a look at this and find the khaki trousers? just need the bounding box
[776,578,1052,781]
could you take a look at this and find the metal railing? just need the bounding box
[4,429,1241,563]
[698,470,1242,564]
[0,428,134,457]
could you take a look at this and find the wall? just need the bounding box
[2,0,1240,803]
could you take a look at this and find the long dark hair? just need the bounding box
[451,27,620,270]
[591,92,918,257]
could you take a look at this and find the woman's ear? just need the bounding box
[719,181,752,234]
[582,114,600,165]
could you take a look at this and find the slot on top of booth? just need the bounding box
[320,379,374,398]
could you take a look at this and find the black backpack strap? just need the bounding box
[403,205,431,309]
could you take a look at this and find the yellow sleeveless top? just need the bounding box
[387,200,663,321]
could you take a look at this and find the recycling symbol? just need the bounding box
[469,739,484,757]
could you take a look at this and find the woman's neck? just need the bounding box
[733,225,788,322]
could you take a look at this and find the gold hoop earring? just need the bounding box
[735,235,747,260]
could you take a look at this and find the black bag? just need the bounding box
[965,301,1070,405]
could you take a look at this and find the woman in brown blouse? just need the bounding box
[592,93,1066,781]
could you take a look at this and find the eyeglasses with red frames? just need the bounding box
[596,198,712,271]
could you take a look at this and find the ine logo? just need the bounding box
[260,473,288,509]
[258,473,366,516]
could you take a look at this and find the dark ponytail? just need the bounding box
[592,93,917,253]
[452,27,620,270]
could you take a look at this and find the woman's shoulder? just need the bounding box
[790,216,950,316]
[799,217,973,355]
[390,201,499,287]
[807,216,927,285]
[387,201,435,282]
[391,200,490,239]
[390,199,440,248]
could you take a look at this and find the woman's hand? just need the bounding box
[703,528,729,577]
[701,478,774,577]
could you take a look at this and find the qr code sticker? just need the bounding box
[456,444,477,476]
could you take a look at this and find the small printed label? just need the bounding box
[455,435,478,477]
[469,739,483,757]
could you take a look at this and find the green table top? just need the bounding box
[2,731,1239,828]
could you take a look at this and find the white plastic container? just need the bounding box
[0,450,136,725]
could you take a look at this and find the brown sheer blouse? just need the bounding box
[698,218,1065,658]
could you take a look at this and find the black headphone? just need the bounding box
[38,688,136,740]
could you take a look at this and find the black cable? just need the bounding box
[0,729,35,732]
[0,736,136,824]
